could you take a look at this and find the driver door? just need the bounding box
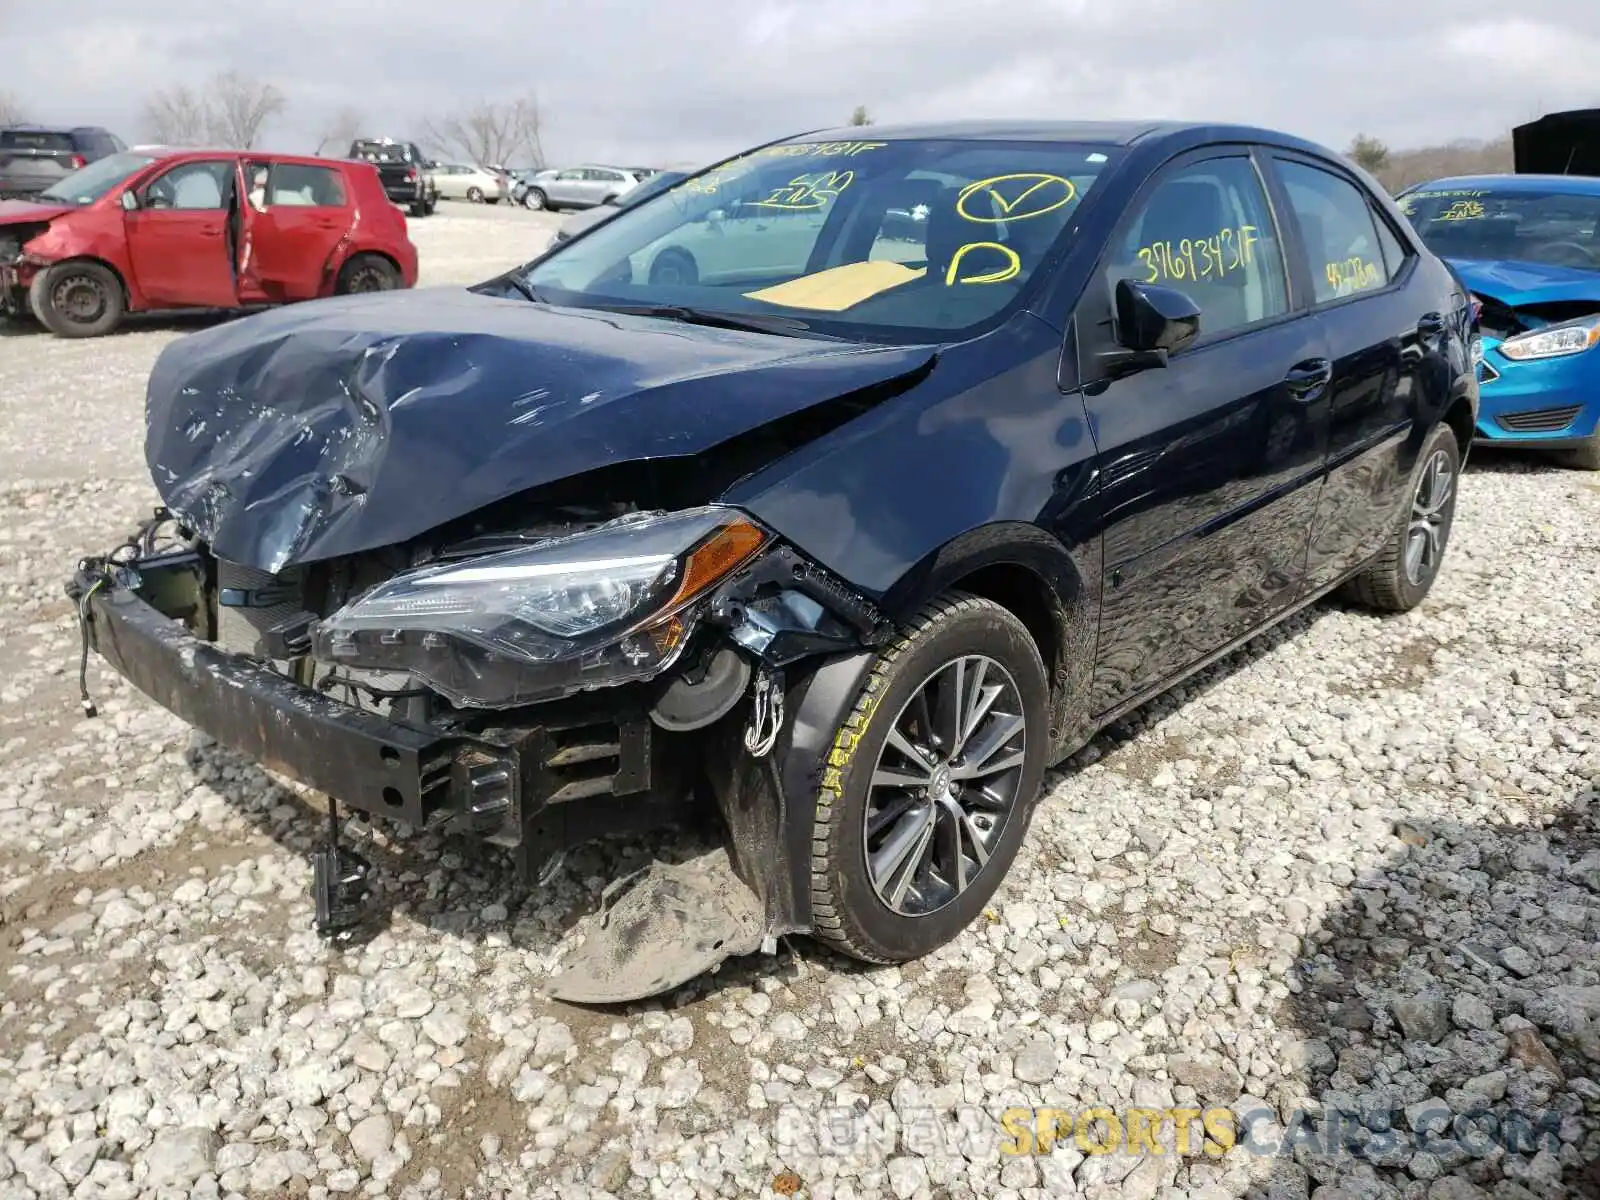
[125,158,240,308]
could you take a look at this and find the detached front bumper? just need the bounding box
[69,552,675,868]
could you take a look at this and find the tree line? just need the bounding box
[0,76,547,168]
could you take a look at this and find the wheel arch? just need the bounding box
[1442,393,1475,464]
[704,522,1098,941]
[33,254,131,304]
[876,521,1096,756]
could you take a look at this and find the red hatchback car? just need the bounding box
[0,148,419,337]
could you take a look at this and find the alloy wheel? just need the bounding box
[1405,447,1454,585]
[862,655,1027,917]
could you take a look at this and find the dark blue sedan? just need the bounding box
[69,119,1477,1000]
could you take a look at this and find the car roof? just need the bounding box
[127,148,372,169]
[782,118,1333,154]
[1408,172,1600,196]
[0,123,114,134]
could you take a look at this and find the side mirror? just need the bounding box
[1103,278,1201,372]
[120,190,139,212]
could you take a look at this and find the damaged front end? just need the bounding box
[69,492,893,1002]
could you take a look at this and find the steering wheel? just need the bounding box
[1535,240,1598,268]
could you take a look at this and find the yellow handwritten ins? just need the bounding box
[754,170,854,211]
[956,174,1076,223]
[1137,226,1258,284]
[1437,199,1486,222]
[945,242,1021,285]
[1325,257,1381,293]
[758,141,887,159]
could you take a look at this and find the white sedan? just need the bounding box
[431,163,509,204]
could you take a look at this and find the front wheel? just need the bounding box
[810,594,1049,964]
[28,261,125,338]
[1341,422,1461,612]
[648,248,699,286]
[523,188,547,211]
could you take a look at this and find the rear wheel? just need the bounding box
[1342,422,1461,612]
[810,594,1049,964]
[466,186,485,203]
[335,254,401,295]
[29,261,125,338]
[409,197,430,217]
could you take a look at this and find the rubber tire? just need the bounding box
[809,593,1050,965]
[409,198,430,217]
[466,186,484,203]
[334,254,401,295]
[1558,433,1600,471]
[1341,422,1462,613]
[649,248,699,286]
[523,188,547,211]
[28,261,125,338]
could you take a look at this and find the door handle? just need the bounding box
[1416,312,1447,338]
[1284,357,1332,400]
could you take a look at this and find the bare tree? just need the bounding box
[0,90,26,126]
[140,72,286,149]
[314,106,366,156]
[422,95,545,167]
[848,105,873,127]
[203,71,286,149]
[142,85,211,146]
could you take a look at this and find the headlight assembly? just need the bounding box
[313,506,769,707]
[1498,316,1600,361]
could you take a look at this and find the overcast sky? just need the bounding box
[4,0,1598,167]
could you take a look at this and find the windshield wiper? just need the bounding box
[588,302,835,339]
[496,273,543,304]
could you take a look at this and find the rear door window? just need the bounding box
[1274,160,1393,304]
[0,130,74,152]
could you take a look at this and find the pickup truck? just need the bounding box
[347,137,438,217]
[0,125,126,199]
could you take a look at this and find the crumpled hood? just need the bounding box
[1448,257,1600,308]
[0,198,71,227]
[146,287,937,571]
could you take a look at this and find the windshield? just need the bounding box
[523,138,1116,342]
[1400,185,1600,272]
[37,152,159,204]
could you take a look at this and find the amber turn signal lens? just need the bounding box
[664,518,769,610]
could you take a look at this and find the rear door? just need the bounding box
[125,158,240,308]
[0,130,82,197]
[240,160,352,301]
[1263,154,1434,592]
[1074,148,1332,712]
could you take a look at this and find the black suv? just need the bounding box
[0,125,126,199]
[346,137,438,217]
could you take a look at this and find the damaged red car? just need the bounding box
[0,149,418,338]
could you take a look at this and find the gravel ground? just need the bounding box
[1,203,1597,1200]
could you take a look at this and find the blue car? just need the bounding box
[68,120,1475,1000]
[1399,173,1600,468]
